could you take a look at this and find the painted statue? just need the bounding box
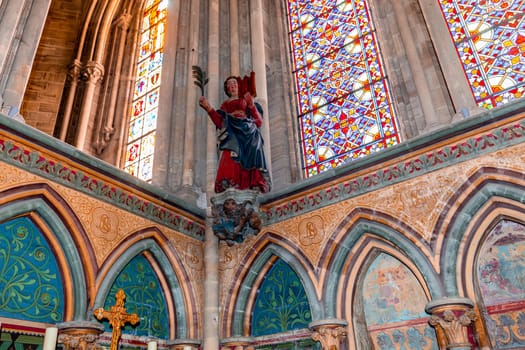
[198,73,271,193]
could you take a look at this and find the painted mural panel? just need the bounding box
[363,253,438,349]
[0,217,64,323]
[102,254,169,339]
[251,259,312,337]
[477,219,525,348]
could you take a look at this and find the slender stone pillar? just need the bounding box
[203,0,221,348]
[74,61,104,149]
[0,0,52,112]
[95,12,132,153]
[418,0,478,115]
[59,0,98,141]
[391,0,447,131]
[426,297,477,350]
[59,59,82,140]
[249,0,272,175]
[229,0,240,76]
[309,319,348,350]
[58,321,104,350]
[181,0,201,188]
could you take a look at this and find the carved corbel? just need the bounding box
[210,189,262,245]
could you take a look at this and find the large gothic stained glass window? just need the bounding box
[286,0,400,177]
[124,0,167,182]
[439,0,525,109]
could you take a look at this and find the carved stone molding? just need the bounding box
[426,297,477,350]
[309,319,348,350]
[58,321,105,350]
[82,61,105,84]
[166,338,201,350]
[67,59,83,81]
[211,189,262,245]
[220,336,254,350]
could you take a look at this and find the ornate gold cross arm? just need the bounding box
[94,289,140,350]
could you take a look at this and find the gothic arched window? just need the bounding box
[124,0,168,182]
[286,1,400,177]
[439,1,525,109]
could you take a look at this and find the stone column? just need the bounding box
[95,12,132,153]
[180,0,201,189]
[59,59,82,140]
[390,0,449,131]
[309,319,348,350]
[0,0,52,113]
[203,0,220,348]
[249,0,272,175]
[59,0,98,141]
[418,0,478,116]
[58,321,104,350]
[426,297,477,350]
[74,61,104,149]
[229,0,240,76]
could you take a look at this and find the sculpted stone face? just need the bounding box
[225,78,238,98]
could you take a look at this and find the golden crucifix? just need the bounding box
[94,289,140,350]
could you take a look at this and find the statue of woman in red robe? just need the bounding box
[198,76,271,193]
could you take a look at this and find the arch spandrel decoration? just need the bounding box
[0,217,65,323]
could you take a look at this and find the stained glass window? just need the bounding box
[439,0,525,109]
[286,0,400,177]
[124,0,167,182]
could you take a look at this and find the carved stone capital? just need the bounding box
[426,297,476,349]
[210,189,262,245]
[166,338,201,350]
[58,321,104,350]
[67,59,83,80]
[309,319,348,350]
[220,336,254,350]
[115,13,132,30]
[82,61,105,84]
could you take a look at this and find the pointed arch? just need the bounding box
[0,183,95,321]
[323,210,443,318]
[450,195,525,299]
[94,228,197,339]
[321,211,442,349]
[436,167,525,296]
[222,233,322,338]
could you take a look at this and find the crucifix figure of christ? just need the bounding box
[94,289,140,350]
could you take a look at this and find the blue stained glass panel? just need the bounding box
[439,0,525,109]
[287,0,400,177]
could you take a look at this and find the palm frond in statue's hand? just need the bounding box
[192,65,209,96]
